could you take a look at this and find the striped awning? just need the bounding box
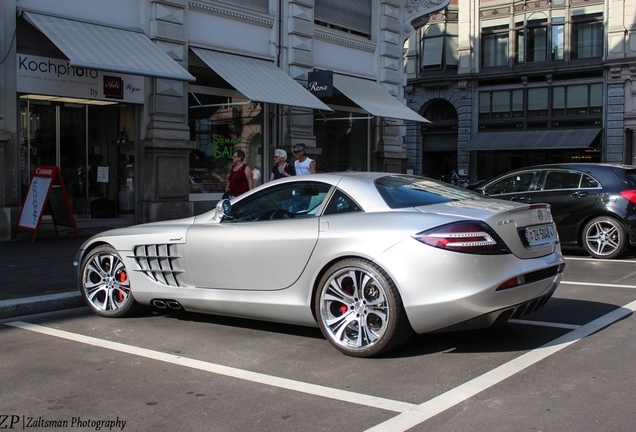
[332,74,430,123]
[22,11,195,82]
[465,129,602,151]
[190,48,331,111]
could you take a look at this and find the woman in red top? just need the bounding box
[225,149,253,199]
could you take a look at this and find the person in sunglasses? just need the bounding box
[270,149,296,181]
[292,143,316,175]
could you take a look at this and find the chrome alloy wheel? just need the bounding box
[80,245,138,317]
[583,216,627,259]
[316,258,412,357]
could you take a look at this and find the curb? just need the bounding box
[0,292,85,319]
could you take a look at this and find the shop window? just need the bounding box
[188,94,264,195]
[313,110,369,173]
[590,83,603,114]
[481,25,509,68]
[553,83,603,117]
[571,13,603,59]
[566,84,589,115]
[552,86,565,117]
[20,97,136,218]
[314,0,372,38]
[528,88,548,117]
[479,89,524,120]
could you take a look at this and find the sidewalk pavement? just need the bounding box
[0,223,119,319]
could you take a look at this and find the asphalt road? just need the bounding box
[1,252,635,432]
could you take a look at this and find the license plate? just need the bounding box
[525,224,557,246]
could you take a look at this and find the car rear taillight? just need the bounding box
[413,221,511,255]
[620,190,636,204]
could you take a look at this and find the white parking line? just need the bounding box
[565,256,636,263]
[366,299,636,432]
[5,298,636,431]
[561,281,636,289]
[4,321,415,413]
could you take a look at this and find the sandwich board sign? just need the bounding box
[15,165,79,242]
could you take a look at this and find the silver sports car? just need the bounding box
[75,172,565,357]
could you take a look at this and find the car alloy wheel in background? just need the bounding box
[582,216,628,259]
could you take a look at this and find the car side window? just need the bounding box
[323,190,362,215]
[581,174,599,188]
[227,182,332,222]
[541,171,583,190]
[484,171,537,195]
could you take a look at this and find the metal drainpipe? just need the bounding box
[276,0,284,152]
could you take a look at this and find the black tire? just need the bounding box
[314,258,413,357]
[79,244,140,317]
[582,216,627,259]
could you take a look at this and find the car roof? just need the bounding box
[480,163,636,189]
[501,163,636,171]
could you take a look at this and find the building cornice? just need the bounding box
[188,1,274,28]
[313,28,376,52]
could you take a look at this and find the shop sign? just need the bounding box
[199,134,242,159]
[17,54,144,104]
[15,166,78,242]
[307,70,333,98]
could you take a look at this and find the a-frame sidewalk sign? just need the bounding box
[15,165,79,242]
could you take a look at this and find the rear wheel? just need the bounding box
[582,216,627,259]
[314,258,413,357]
[80,244,139,317]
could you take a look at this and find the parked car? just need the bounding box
[476,163,636,259]
[75,172,564,357]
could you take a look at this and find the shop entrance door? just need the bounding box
[20,97,136,220]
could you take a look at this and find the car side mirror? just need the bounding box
[213,199,231,221]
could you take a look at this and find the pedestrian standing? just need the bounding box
[270,149,296,181]
[292,143,316,175]
[225,149,253,199]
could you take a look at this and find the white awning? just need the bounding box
[191,48,332,111]
[22,11,195,82]
[332,74,430,123]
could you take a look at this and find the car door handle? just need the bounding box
[510,196,526,201]
[571,191,588,198]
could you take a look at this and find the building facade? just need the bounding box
[404,0,636,182]
[0,0,448,240]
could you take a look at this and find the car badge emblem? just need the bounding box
[537,209,545,221]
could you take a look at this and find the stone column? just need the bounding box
[286,0,320,158]
[139,0,194,223]
[0,0,19,240]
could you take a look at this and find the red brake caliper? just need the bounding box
[116,270,128,302]
[340,282,353,315]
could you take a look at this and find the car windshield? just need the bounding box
[375,175,482,209]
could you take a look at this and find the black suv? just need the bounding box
[476,163,636,259]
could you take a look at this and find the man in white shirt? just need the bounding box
[292,143,316,175]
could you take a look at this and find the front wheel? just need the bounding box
[314,258,413,357]
[80,244,140,317]
[582,216,627,259]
